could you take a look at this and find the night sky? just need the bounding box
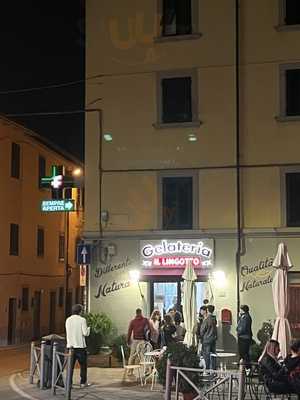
[0,1,85,160]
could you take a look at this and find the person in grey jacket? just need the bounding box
[200,305,218,369]
[237,304,253,369]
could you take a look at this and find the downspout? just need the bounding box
[235,0,242,319]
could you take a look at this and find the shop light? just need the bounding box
[129,269,140,284]
[72,168,82,177]
[188,133,197,142]
[104,133,113,142]
[212,270,226,288]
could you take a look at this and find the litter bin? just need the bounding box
[41,334,66,388]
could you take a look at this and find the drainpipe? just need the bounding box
[235,0,242,320]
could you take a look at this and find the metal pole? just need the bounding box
[238,361,245,400]
[40,340,46,390]
[51,342,58,396]
[64,212,70,319]
[29,341,35,384]
[164,357,172,400]
[65,348,73,400]
[228,374,233,400]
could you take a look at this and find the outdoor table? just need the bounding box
[143,350,163,390]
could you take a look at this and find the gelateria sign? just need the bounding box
[240,257,274,292]
[140,239,214,276]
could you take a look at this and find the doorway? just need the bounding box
[288,285,300,339]
[7,298,17,345]
[33,291,41,340]
[150,280,206,316]
[49,291,56,333]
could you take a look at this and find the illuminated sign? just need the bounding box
[41,199,75,212]
[41,165,64,189]
[140,239,214,275]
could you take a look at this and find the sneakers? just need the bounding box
[80,382,92,388]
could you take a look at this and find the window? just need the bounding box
[11,143,20,179]
[9,223,19,256]
[22,288,29,311]
[288,285,300,339]
[58,233,65,261]
[58,287,64,307]
[284,0,300,26]
[156,70,199,127]
[286,172,300,226]
[162,0,192,36]
[38,156,46,189]
[162,176,194,230]
[280,65,300,118]
[37,227,44,257]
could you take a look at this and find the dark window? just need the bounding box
[9,224,19,256]
[58,287,64,307]
[22,288,29,311]
[37,227,44,257]
[162,177,193,229]
[286,173,300,226]
[285,0,300,25]
[162,77,192,123]
[162,0,192,36]
[64,187,72,199]
[38,156,46,189]
[11,143,20,179]
[58,234,65,261]
[286,69,300,116]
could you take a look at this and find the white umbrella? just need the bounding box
[182,262,197,347]
[271,243,293,359]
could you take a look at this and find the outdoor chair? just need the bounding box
[135,341,158,390]
[120,345,143,386]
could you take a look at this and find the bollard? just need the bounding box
[51,342,58,396]
[29,341,35,384]
[237,360,245,400]
[65,348,73,400]
[40,340,46,390]
[164,356,172,400]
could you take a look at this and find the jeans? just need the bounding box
[202,342,216,369]
[71,348,87,385]
[238,337,251,368]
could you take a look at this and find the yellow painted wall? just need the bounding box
[0,120,83,344]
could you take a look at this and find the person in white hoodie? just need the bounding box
[65,304,90,388]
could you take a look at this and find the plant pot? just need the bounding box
[183,392,197,400]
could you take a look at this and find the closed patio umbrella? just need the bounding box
[271,243,293,359]
[182,262,197,347]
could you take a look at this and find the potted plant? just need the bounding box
[157,342,201,400]
[111,334,130,363]
[84,312,113,355]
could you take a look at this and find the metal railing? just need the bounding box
[164,358,245,400]
[51,343,73,400]
[29,340,73,399]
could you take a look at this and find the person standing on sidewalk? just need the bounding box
[237,304,253,369]
[200,305,218,369]
[127,308,149,369]
[65,304,90,388]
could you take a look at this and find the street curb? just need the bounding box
[9,374,39,400]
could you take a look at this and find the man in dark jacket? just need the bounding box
[237,304,252,369]
[200,305,218,369]
[127,308,149,368]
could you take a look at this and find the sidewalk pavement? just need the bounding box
[13,367,165,400]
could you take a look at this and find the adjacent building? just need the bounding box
[84,0,300,346]
[0,117,83,345]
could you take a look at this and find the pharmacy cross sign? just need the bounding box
[40,165,74,190]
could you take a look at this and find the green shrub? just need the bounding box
[156,342,201,394]
[83,312,113,355]
[111,334,129,362]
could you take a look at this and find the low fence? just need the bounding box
[164,358,245,400]
[29,340,73,399]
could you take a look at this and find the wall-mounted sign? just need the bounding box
[40,165,75,190]
[140,239,214,276]
[240,257,274,292]
[41,199,75,212]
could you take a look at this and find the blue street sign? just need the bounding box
[77,244,91,265]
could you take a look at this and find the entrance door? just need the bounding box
[33,291,41,340]
[49,292,56,333]
[288,285,300,339]
[7,298,17,345]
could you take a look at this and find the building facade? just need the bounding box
[0,117,83,345]
[84,0,300,347]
